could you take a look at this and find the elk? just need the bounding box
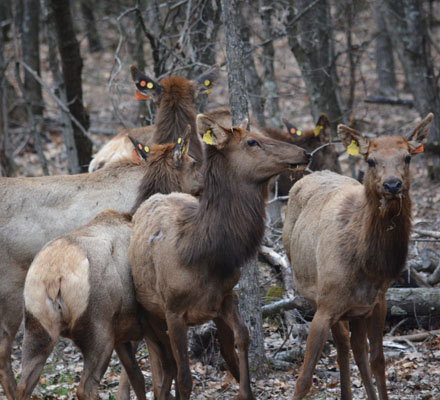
[128,114,310,399]
[88,64,219,171]
[0,131,200,400]
[282,114,433,399]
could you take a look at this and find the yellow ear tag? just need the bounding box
[314,125,323,136]
[204,79,211,86]
[296,129,302,136]
[347,140,359,156]
[203,129,213,145]
[177,137,182,144]
[144,145,150,153]
[147,82,154,89]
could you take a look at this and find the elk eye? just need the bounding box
[247,139,259,147]
[405,155,411,164]
[367,158,375,168]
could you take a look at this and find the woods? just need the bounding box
[0,1,439,399]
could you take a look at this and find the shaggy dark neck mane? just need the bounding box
[131,147,180,214]
[153,77,202,164]
[177,147,267,276]
[341,173,412,281]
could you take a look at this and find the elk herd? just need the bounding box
[0,63,433,400]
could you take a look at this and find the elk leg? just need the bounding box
[115,341,146,400]
[350,319,377,400]
[76,332,115,400]
[293,309,332,400]
[367,294,389,400]
[214,317,240,382]
[0,327,17,400]
[220,293,254,400]
[331,321,352,400]
[165,311,192,400]
[16,312,55,400]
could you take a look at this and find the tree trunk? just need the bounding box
[374,1,397,97]
[220,0,267,377]
[259,0,282,129]
[49,0,92,172]
[22,0,43,116]
[285,0,346,133]
[383,0,440,181]
[241,6,265,127]
[80,0,102,53]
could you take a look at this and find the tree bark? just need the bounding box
[383,0,440,181]
[22,0,43,116]
[49,0,92,172]
[374,1,397,97]
[259,0,282,129]
[220,0,267,377]
[240,6,265,127]
[80,0,102,53]
[285,0,346,133]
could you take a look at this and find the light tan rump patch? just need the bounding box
[24,238,90,339]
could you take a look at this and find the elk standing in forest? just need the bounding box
[0,131,200,399]
[88,64,218,171]
[282,114,432,399]
[129,114,310,400]
[15,134,201,400]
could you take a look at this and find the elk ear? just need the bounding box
[130,65,162,100]
[338,124,369,157]
[282,118,302,138]
[197,114,229,149]
[128,136,150,163]
[315,113,331,141]
[407,113,433,154]
[193,64,220,95]
[173,125,191,168]
[239,119,249,129]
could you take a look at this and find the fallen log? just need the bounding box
[262,288,440,319]
[364,95,414,108]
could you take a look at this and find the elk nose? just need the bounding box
[383,177,402,194]
[305,151,312,161]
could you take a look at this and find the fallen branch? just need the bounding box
[413,229,440,239]
[262,288,440,319]
[364,95,414,108]
[386,329,440,343]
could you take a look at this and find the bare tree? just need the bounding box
[220,0,267,376]
[49,0,92,172]
[80,0,102,53]
[285,0,346,132]
[383,0,440,180]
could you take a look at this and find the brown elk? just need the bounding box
[0,131,200,400]
[128,114,310,400]
[15,134,201,400]
[88,64,219,171]
[282,114,433,399]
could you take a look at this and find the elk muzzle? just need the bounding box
[383,177,402,195]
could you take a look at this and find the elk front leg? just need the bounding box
[350,319,377,400]
[293,309,332,400]
[165,311,192,400]
[367,293,389,400]
[331,321,352,400]
[16,312,56,400]
[219,292,254,400]
[115,341,146,400]
[116,340,140,400]
[0,326,17,400]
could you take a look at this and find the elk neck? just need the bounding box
[338,173,412,281]
[177,147,267,276]
[153,77,202,164]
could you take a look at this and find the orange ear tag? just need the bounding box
[411,144,424,154]
[136,90,150,100]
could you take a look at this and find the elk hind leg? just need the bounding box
[367,294,389,400]
[115,341,146,400]
[331,321,352,400]
[293,309,333,400]
[16,312,57,400]
[213,317,240,382]
[350,319,377,400]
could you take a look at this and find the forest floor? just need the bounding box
[3,6,440,398]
